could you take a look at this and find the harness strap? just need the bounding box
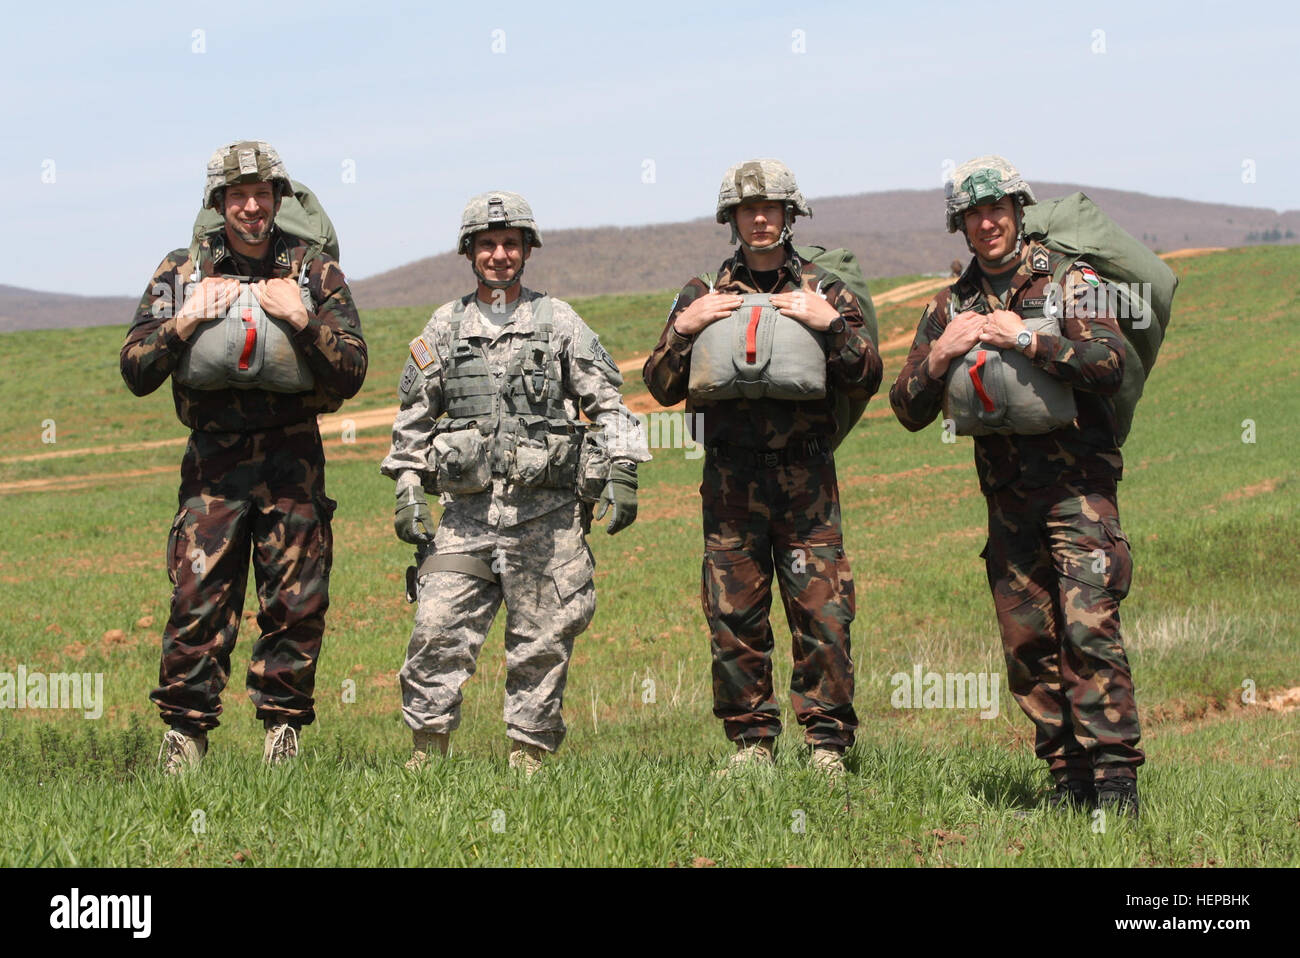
[418,552,500,585]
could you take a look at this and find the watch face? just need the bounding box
[1016,330,1032,348]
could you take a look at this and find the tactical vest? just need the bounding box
[429,293,600,497]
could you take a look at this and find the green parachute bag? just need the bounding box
[1021,192,1177,445]
[698,246,878,449]
[189,179,341,267]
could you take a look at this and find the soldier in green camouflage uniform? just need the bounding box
[643,160,882,776]
[382,191,649,774]
[121,141,367,772]
[889,155,1143,815]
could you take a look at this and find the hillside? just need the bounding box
[3,182,1296,333]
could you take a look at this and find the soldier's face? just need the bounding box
[734,200,785,248]
[469,228,530,285]
[223,182,279,248]
[962,197,1018,263]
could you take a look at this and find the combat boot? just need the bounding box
[715,737,776,777]
[1046,779,1097,812]
[508,741,547,777]
[405,729,450,770]
[263,723,300,766]
[810,744,846,781]
[1096,776,1140,819]
[159,728,207,775]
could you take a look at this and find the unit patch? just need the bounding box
[399,360,419,395]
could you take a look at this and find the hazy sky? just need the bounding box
[1,0,1294,296]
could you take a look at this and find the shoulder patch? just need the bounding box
[577,328,618,372]
[1030,246,1051,273]
[1077,264,1101,287]
[399,360,420,396]
[410,336,436,369]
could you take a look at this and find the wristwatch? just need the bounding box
[827,316,846,335]
[1015,329,1033,352]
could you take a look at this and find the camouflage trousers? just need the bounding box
[701,453,857,748]
[982,479,1143,782]
[401,501,596,752]
[151,422,336,734]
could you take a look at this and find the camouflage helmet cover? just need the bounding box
[202,140,292,209]
[457,190,543,254]
[715,159,813,224]
[944,154,1036,233]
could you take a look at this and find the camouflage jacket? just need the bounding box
[381,289,651,529]
[120,227,368,432]
[642,243,881,449]
[888,241,1126,494]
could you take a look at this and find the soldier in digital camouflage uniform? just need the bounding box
[889,155,1143,816]
[121,141,367,773]
[643,160,882,777]
[382,191,649,775]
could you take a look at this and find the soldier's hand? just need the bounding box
[978,309,1028,350]
[253,278,311,330]
[673,292,744,336]
[927,310,985,377]
[595,460,638,535]
[394,485,435,544]
[175,277,240,340]
[771,290,840,331]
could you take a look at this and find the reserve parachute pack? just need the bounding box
[1022,192,1177,445]
[425,293,608,500]
[688,245,878,449]
[943,297,1079,437]
[174,180,338,393]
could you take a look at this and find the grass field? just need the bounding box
[0,247,1297,866]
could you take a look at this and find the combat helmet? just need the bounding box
[202,140,292,210]
[457,191,543,254]
[944,154,1036,233]
[715,159,812,251]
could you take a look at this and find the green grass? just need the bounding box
[1,246,1297,866]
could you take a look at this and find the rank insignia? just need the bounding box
[1030,247,1050,273]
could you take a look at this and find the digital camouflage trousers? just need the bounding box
[401,502,596,753]
[700,453,857,749]
[151,421,336,734]
[983,479,1143,782]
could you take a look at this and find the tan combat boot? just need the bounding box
[159,728,207,775]
[508,742,546,777]
[263,724,300,766]
[715,737,776,777]
[810,745,846,781]
[404,729,450,770]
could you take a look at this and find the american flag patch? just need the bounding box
[410,337,435,369]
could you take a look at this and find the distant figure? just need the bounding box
[950,259,963,277]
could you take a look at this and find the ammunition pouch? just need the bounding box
[431,422,493,495]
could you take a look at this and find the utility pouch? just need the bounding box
[431,427,492,494]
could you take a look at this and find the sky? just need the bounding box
[1,0,1294,296]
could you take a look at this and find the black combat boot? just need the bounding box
[1046,778,1097,811]
[1096,776,1140,819]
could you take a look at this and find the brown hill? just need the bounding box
[349,181,1299,310]
[3,183,1296,332]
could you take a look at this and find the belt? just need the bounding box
[705,438,830,468]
